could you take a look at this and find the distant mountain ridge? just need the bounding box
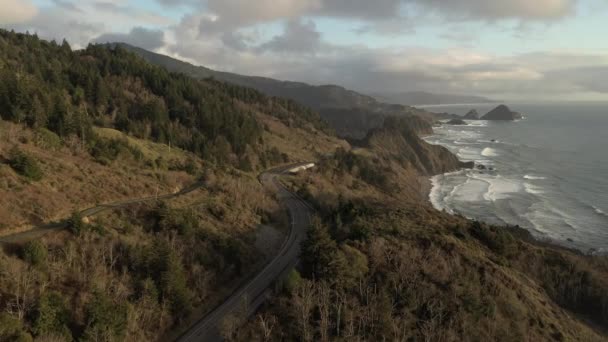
[372,91,496,106]
[109,43,439,138]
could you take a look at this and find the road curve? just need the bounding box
[177,163,313,342]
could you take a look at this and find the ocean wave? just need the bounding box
[593,206,608,217]
[524,183,545,195]
[467,174,522,202]
[481,147,498,157]
[467,121,489,127]
[524,175,546,180]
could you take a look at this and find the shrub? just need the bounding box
[0,313,30,341]
[82,291,127,342]
[33,292,72,339]
[8,146,43,181]
[21,240,47,266]
[283,269,303,295]
[469,221,515,256]
[34,127,62,150]
[67,211,88,235]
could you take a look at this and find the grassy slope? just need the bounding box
[0,122,196,232]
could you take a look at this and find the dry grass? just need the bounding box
[256,112,350,162]
[0,122,196,233]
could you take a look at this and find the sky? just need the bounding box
[2,0,608,101]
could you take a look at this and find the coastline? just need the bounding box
[423,115,607,256]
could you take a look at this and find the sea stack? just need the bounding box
[463,109,479,120]
[447,118,467,125]
[481,104,523,121]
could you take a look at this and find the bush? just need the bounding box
[34,127,62,150]
[283,269,303,295]
[8,146,43,181]
[0,313,30,341]
[89,136,141,165]
[82,291,127,342]
[470,221,515,256]
[67,211,88,235]
[21,240,47,266]
[33,292,72,339]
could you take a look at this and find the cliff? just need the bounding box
[363,117,463,175]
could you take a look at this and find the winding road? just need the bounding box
[177,163,313,342]
[0,163,314,342]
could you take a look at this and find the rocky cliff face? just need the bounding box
[481,105,523,120]
[363,117,464,175]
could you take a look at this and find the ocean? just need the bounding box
[422,102,608,254]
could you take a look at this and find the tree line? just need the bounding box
[0,29,329,169]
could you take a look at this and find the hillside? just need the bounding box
[373,91,496,106]
[236,120,608,342]
[0,29,347,342]
[113,43,438,139]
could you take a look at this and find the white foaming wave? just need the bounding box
[524,182,545,195]
[457,147,482,161]
[428,170,466,213]
[526,201,581,235]
[481,147,498,157]
[593,206,608,217]
[429,175,445,211]
[466,121,489,127]
[469,174,522,202]
[524,175,546,180]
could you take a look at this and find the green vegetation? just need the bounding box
[0,313,32,342]
[21,240,47,266]
[0,29,329,170]
[7,146,43,181]
[82,291,128,341]
[33,292,71,339]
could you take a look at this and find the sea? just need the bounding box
[422,102,608,254]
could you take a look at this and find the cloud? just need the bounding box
[0,0,38,25]
[408,0,575,20]
[94,27,166,50]
[13,8,103,48]
[259,19,322,54]
[204,0,321,31]
[51,0,82,13]
[316,0,402,19]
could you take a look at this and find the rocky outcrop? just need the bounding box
[464,109,479,120]
[447,118,467,125]
[481,105,523,121]
[363,117,463,175]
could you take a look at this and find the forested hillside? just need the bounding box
[0,29,348,342]
[113,43,440,139]
[0,29,329,170]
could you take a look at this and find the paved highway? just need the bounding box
[177,163,313,342]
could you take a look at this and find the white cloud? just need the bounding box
[0,0,38,25]
[416,0,575,20]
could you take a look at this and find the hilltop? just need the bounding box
[110,43,440,139]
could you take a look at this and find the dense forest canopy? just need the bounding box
[0,29,330,168]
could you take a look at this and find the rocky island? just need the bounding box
[481,104,523,120]
[463,109,480,119]
[446,118,468,125]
